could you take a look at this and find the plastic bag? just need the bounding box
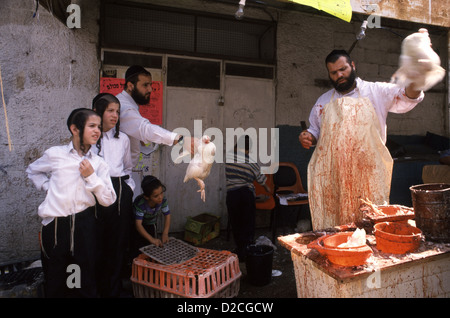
[338,228,366,248]
[255,235,277,251]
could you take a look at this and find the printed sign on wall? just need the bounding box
[99,77,163,125]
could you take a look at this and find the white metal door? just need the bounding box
[162,86,224,231]
[163,66,275,232]
[223,75,276,171]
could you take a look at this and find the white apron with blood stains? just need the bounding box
[307,95,393,230]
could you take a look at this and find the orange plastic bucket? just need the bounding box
[308,232,373,267]
[374,222,422,254]
[323,232,366,249]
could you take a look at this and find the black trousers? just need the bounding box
[226,187,256,259]
[95,177,133,298]
[40,207,97,298]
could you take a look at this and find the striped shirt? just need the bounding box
[134,194,170,226]
[225,151,267,193]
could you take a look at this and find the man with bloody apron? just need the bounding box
[299,50,424,230]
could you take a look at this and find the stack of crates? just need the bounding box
[131,248,241,298]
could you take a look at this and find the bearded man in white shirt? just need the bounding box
[116,65,183,167]
[298,50,425,230]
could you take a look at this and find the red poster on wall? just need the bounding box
[99,77,163,125]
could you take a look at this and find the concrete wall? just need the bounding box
[351,0,450,28]
[0,0,100,262]
[0,0,447,263]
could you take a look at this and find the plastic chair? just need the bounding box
[254,174,276,211]
[272,162,309,240]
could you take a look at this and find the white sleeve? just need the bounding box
[375,82,424,114]
[120,107,177,146]
[26,149,52,191]
[84,162,117,207]
[307,101,323,142]
[139,119,177,146]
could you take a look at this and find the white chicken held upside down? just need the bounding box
[175,135,216,202]
[391,28,445,91]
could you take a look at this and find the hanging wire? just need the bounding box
[33,0,39,18]
[0,66,13,151]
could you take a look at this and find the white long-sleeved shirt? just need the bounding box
[96,127,135,191]
[116,90,177,166]
[307,78,424,144]
[26,142,117,225]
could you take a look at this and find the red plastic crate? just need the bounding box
[131,248,241,298]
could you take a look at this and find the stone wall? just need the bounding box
[0,0,100,262]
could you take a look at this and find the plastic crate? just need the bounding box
[139,237,199,265]
[184,213,221,245]
[131,248,241,298]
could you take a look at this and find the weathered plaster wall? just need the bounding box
[351,0,450,28]
[0,0,100,263]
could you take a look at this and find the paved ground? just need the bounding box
[199,228,298,298]
[124,226,299,299]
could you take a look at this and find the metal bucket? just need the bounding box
[410,183,450,242]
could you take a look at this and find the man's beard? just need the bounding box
[131,87,150,105]
[331,68,356,93]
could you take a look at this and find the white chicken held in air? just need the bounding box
[391,28,445,91]
[176,135,216,202]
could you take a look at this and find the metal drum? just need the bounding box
[410,183,450,243]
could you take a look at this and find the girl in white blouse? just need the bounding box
[27,108,116,298]
[92,93,135,298]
